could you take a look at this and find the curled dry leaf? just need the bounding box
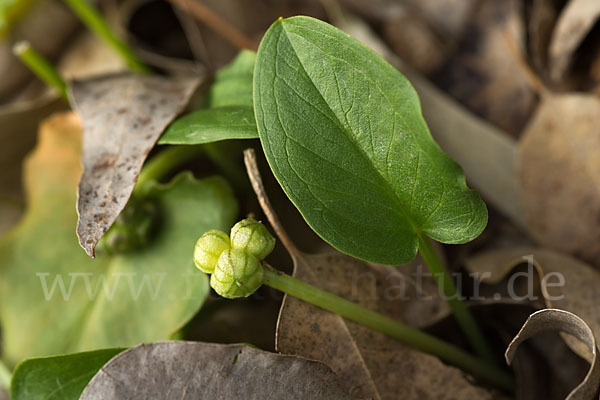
[244,149,506,400]
[71,73,200,257]
[468,304,588,400]
[518,94,600,267]
[80,342,348,399]
[506,309,600,400]
[549,0,600,82]
[464,247,600,363]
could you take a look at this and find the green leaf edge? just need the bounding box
[254,16,487,265]
[158,106,258,145]
[10,348,125,400]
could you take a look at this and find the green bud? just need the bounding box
[100,198,159,255]
[194,230,230,273]
[230,218,275,260]
[210,248,264,298]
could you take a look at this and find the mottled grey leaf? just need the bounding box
[506,309,600,400]
[71,73,200,257]
[80,342,349,400]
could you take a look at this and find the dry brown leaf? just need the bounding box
[71,73,200,257]
[549,0,600,82]
[506,309,600,400]
[465,247,600,363]
[432,0,537,137]
[340,0,475,40]
[243,149,506,400]
[275,253,503,400]
[518,94,600,267]
[80,341,349,399]
[405,0,476,39]
[526,0,559,77]
[383,9,445,74]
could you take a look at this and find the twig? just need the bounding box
[168,0,256,51]
[243,149,300,261]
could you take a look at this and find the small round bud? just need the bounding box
[194,230,230,273]
[230,218,275,260]
[210,248,264,298]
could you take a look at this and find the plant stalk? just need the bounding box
[61,0,150,73]
[417,233,496,364]
[135,143,250,195]
[12,41,68,100]
[135,145,205,194]
[0,360,10,391]
[201,142,251,192]
[262,265,514,393]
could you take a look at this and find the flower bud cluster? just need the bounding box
[193,218,275,298]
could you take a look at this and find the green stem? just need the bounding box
[417,233,496,364]
[262,266,514,393]
[12,41,68,100]
[0,360,10,391]
[135,143,250,196]
[202,142,251,192]
[61,0,150,73]
[135,145,205,194]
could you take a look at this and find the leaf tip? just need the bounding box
[76,223,97,258]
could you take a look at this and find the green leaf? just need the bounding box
[11,348,124,400]
[0,114,238,367]
[209,49,256,108]
[158,106,257,144]
[253,16,487,265]
[159,51,258,145]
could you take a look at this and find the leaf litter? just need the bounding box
[80,342,349,400]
